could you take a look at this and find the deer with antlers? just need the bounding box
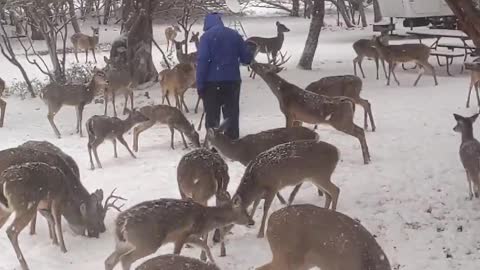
[250,54,371,164]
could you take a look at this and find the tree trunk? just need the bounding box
[333,0,354,28]
[30,19,44,40]
[298,0,325,70]
[356,0,367,27]
[103,0,113,24]
[67,0,80,33]
[292,0,300,16]
[304,0,313,18]
[373,0,382,22]
[444,0,480,50]
[126,0,158,84]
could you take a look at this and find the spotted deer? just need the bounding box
[136,254,220,270]
[0,146,124,238]
[353,38,387,80]
[206,126,320,204]
[103,57,136,117]
[159,63,196,113]
[250,58,371,164]
[453,113,480,199]
[372,36,438,86]
[71,27,100,63]
[133,105,200,151]
[305,75,376,132]
[177,148,231,259]
[0,77,6,127]
[86,109,149,170]
[256,204,391,270]
[0,163,70,270]
[233,140,340,238]
[41,67,109,138]
[104,198,254,270]
[165,25,181,52]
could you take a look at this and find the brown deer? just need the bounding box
[372,36,438,86]
[190,31,200,50]
[133,105,200,151]
[453,113,480,199]
[41,67,109,138]
[177,148,231,259]
[256,204,392,270]
[103,57,135,117]
[353,38,387,80]
[136,254,220,270]
[250,59,371,164]
[0,77,6,127]
[71,27,100,63]
[206,125,320,204]
[159,63,196,113]
[18,140,80,235]
[165,25,181,52]
[305,75,376,132]
[86,109,149,170]
[233,140,340,238]
[174,40,198,65]
[466,68,480,108]
[104,198,254,270]
[0,162,70,270]
[0,146,123,238]
[246,21,290,64]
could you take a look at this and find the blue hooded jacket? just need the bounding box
[196,13,254,95]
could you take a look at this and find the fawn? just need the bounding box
[86,109,149,169]
[233,140,340,238]
[453,113,480,199]
[71,27,100,63]
[256,204,391,270]
[104,198,254,270]
[353,38,387,80]
[41,67,109,138]
[103,56,136,117]
[159,63,196,113]
[133,105,200,151]
[165,25,181,52]
[0,162,69,270]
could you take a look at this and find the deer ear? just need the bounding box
[94,189,104,201]
[453,113,462,121]
[232,195,242,208]
[471,113,479,123]
[276,21,280,26]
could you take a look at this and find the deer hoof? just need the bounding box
[257,231,265,239]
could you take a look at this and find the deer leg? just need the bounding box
[78,104,85,137]
[181,94,189,113]
[355,56,365,79]
[374,57,379,80]
[475,83,480,108]
[0,98,6,127]
[169,126,176,150]
[187,235,216,264]
[51,199,67,253]
[331,117,371,164]
[200,232,208,261]
[0,207,12,229]
[117,135,136,159]
[287,184,303,205]
[466,171,474,200]
[6,207,36,270]
[316,179,340,210]
[112,139,118,158]
[381,59,388,79]
[258,192,275,238]
[467,79,475,108]
[175,93,182,112]
[91,48,97,63]
[105,243,134,270]
[85,48,89,63]
[194,96,201,114]
[130,91,134,111]
[420,60,438,86]
[40,205,58,245]
[122,94,128,115]
[120,245,157,270]
[359,98,376,132]
[413,64,425,87]
[276,193,287,205]
[112,92,118,117]
[250,198,261,217]
[180,132,189,149]
[132,120,155,152]
[47,105,62,139]
[74,47,79,62]
[91,137,105,169]
[29,212,36,235]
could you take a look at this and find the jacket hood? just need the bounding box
[203,13,224,31]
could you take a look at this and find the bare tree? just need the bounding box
[298,0,325,69]
[444,0,480,50]
[372,0,382,22]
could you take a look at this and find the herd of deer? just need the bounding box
[1,20,480,270]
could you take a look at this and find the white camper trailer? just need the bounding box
[377,0,453,18]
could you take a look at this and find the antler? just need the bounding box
[270,51,291,68]
[103,188,127,213]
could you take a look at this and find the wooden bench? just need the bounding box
[430,49,465,76]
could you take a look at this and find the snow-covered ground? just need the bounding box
[0,10,480,270]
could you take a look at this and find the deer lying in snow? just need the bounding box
[86,109,149,169]
[256,204,391,270]
[133,105,200,151]
[233,140,340,238]
[104,198,254,270]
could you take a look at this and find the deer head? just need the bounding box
[276,21,290,33]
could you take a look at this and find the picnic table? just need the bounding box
[406,29,476,76]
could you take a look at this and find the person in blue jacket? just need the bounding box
[197,12,254,139]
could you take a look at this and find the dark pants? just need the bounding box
[203,81,241,139]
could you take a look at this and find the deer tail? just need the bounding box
[86,118,95,139]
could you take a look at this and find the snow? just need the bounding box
[0,8,480,270]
